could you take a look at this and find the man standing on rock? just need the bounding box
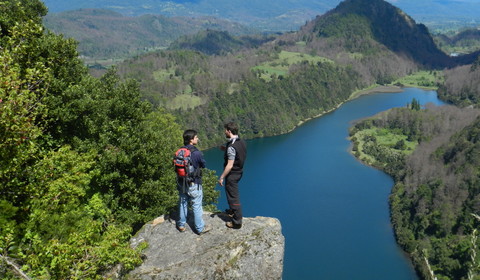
[218,122,247,229]
[176,129,211,235]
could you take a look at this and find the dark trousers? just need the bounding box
[225,172,243,225]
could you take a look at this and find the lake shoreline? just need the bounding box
[206,85,407,150]
[292,85,404,132]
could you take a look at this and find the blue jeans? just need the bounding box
[177,183,205,233]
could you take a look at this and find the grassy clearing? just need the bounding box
[352,127,417,165]
[392,70,444,89]
[356,128,417,152]
[252,50,333,81]
[166,94,206,110]
[348,52,364,60]
[153,69,176,83]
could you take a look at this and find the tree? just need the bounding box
[409,98,421,111]
[1,1,216,278]
[0,15,51,213]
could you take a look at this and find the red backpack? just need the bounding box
[173,146,195,181]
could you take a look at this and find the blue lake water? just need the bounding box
[204,88,445,279]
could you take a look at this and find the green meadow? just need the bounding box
[393,70,444,89]
[252,51,333,81]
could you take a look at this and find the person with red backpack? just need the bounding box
[174,129,211,235]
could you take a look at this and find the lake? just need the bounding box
[204,88,445,279]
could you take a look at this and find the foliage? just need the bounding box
[19,147,143,279]
[0,0,47,38]
[0,20,50,204]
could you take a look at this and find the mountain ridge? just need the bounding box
[43,8,255,60]
[42,0,480,32]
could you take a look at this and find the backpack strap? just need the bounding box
[185,145,202,179]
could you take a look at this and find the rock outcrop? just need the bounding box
[124,212,284,279]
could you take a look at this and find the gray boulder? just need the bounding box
[123,212,284,279]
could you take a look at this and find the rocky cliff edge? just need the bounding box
[117,212,285,279]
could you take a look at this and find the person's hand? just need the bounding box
[218,177,224,186]
[219,145,226,151]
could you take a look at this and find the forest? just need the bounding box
[2,0,480,279]
[0,0,219,278]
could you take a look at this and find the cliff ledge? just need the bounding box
[118,212,284,279]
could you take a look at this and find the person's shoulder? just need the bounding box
[227,145,236,154]
[235,137,246,146]
[183,145,198,153]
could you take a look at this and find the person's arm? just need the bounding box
[218,159,234,186]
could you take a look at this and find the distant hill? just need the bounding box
[434,28,480,56]
[43,9,255,60]
[305,0,453,68]
[42,0,480,32]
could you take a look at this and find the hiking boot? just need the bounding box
[199,224,212,235]
[225,209,234,218]
[177,225,186,232]
[226,221,242,229]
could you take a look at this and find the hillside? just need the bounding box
[438,57,480,107]
[168,29,276,56]
[43,9,255,61]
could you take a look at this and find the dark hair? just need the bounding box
[224,122,239,135]
[183,129,197,145]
